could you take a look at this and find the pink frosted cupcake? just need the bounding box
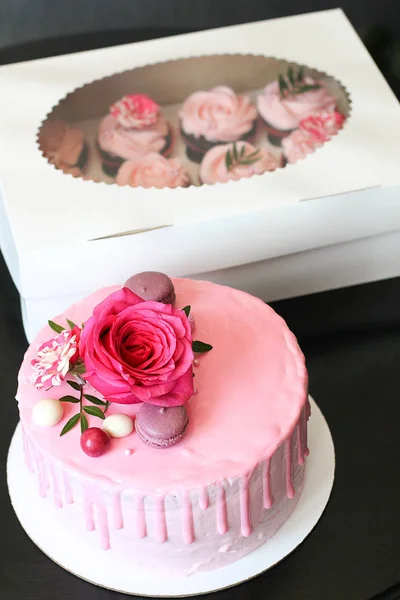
[199,141,281,185]
[116,153,191,189]
[39,119,88,176]
[180,86,257,163]
[97,94,173,177]
[257,66,337,146]
[282,111,345,164]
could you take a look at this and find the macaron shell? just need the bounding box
[124,272,175,304]
[135,404,189,448]
[135,419,188,449]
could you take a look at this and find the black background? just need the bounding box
[1,14,400,600]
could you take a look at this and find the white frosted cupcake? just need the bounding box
[180,86,257,163]
[199,141,281,185]
[116,153,191,189]
[257,66,337,146]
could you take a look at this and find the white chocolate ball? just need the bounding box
[32,399,64,427]
[103,414,134,438]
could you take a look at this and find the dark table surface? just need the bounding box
[1,28,400,600]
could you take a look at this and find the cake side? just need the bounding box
[16,277,309,575]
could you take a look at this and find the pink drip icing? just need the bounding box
[49,464,62,508]
[135,495,147,538]
[36,452,48,498]
[216,484,228,535]
[181,490,195,544]
[297,422,304,465]
[83,488,95,531]
[95,498,110,551]
[263,459,273,509]
[62,472,73,504]
[285,438,295,499]
[112,492,123,530]
[239,472,252,537]
[304,407,310,456]
[198,486,209,510]
[154,496,167,543]
[22,429,34,472]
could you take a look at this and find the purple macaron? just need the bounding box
[135,404,189,449]
[124,271,176,304]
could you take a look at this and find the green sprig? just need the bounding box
[277,65,321,98]
[225,142,261,172]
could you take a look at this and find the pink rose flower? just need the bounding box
[79,288,194,406]
[31,326,81,388]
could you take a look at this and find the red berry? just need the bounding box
[80,427,110,457]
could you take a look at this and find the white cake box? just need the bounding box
[1,8,400,342]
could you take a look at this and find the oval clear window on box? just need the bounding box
[37,54,351,189]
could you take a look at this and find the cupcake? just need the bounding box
[180,86,258,163]
[116,153,191,189]
[97,94,173,177]
[257,66,337,146]
[39,119,88,176]
[282,110,345,164]
[199,141,281,185]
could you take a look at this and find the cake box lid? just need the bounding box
[0,8,400,300]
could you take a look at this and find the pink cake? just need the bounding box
[17,278,309,577]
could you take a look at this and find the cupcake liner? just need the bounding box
[37,54,351,189]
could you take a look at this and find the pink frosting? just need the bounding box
[257,77,337,131]
[200,141,281,185]
[282,110,345,164]
[180,86,257,142]
[281,129,320,164]
[98,114,169,160]
[17,279,307,494]
[116,153,191,189]
[39,120,85,168]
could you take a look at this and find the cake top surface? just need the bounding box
[17,278,307,494]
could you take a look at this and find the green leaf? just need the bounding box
[83,394,107,406]
[240,145,246,158]
[278,74,288,97]
[182,305,191,318]
[225,149,232,171]
[239,158,260,166]
[48,320,65,334]
[59,395,80,404]
[66,318,76,329]
[81,322,85,329]
[297,66,305,82]
[67,380,81,391]
[298,84,322,93]
[232,142,239,161]
[60,413,80,436]
[80,413,89,433]
[83,406,105,419]
[245,150,261,159]
[192,340,213,353]
[287,66,295,87]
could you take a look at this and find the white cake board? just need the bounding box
[7,396,334,596]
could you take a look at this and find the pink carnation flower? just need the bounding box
[299,111,345,143]
[31,327,81,388]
